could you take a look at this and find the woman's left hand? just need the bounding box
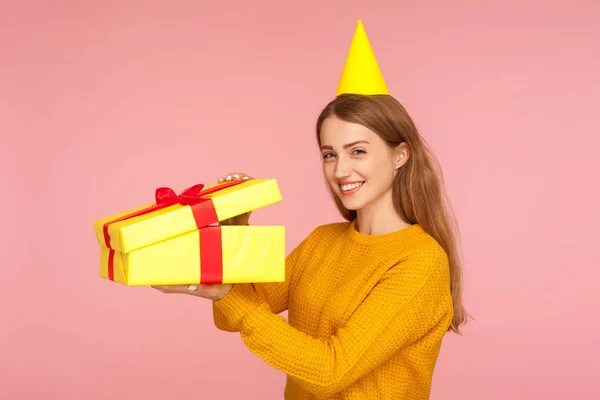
[152,283,232,301]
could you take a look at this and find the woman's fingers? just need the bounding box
[151,285,182,293]
[217,172,251,184]
[151,284,232,300]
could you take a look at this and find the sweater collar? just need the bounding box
[346,219,424,244]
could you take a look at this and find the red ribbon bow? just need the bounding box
[103,179,247,284]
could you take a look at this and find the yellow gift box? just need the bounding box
[92,179,285,286]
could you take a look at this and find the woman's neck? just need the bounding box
[355,191,412,236]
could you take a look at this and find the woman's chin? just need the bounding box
[339,197,362,212]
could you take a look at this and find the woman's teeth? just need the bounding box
[341,182,364,192]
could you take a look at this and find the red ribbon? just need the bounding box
[103,180,247,284]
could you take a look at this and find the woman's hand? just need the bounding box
[152,283,232,301]
[151,171,252,300]
[218,171,253,226]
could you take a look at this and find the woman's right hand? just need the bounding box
[217,171,252,226]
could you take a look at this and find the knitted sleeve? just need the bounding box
[212,229,308,332]
[212,248,453,397]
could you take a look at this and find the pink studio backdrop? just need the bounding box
[1,0,599,399]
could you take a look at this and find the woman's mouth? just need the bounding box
[339,181,364,196]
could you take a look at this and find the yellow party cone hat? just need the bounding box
[336,20,389,96]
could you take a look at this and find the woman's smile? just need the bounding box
[339,181,365,195]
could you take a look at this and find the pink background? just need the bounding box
[1,0,599,398]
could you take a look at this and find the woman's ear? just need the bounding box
[394,142,410,170]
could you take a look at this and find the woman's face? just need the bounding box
[319,115,408,212]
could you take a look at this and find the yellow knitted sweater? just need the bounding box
[213,220,453,399]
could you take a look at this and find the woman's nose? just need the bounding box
[334,158,352,179]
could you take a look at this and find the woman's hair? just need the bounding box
[316,94,468,333]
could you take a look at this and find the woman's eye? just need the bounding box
[322,152,335,159]
[352,149,366,155]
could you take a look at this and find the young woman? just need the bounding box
[153,93,467,398]
[154,20,467,399]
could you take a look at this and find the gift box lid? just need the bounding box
[93,178,281,254]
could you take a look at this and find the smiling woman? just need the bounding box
[318,112,412,231]
[153,20,468,399]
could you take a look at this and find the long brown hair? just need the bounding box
[316,94,468,333]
